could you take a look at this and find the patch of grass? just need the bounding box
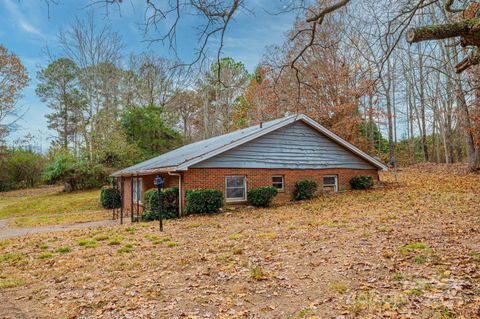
[217,254,231,263]
[250,265,268,280]
[288,225,309,230]
[399,242,429,255]
[0,239,11,248]
[37,243,49,250]
[37,252,54,259]
[125,227,136,234]
[232,247,243,255]
[228,233,242,240]
[186,223,201,228]
[256,232,276,239]
[297,307,312,317]
[376,225,393,233]
[11,210,110,228]
[93,234,109,241]
[0,187,102,220]
[167,241,178,247]
[347,291,375,314]
[209,221,222,228]
[0,252,23,262]
[117,244,133,253]
[329,281,349,294]
[392,272,404,282]
[56,246,71,253]
[0,278,26,289]
[414,254,427,264]
[77,239,98,248]
[108,238,122,246]
[404,288,424,296]
[468,251,480,262]
[361,231,370,239]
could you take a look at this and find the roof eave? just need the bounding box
[111,166,180,177]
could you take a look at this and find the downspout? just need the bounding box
[168,172,182,217]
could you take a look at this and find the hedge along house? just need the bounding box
[112,113,387,219]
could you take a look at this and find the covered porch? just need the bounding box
[111,170,184,224]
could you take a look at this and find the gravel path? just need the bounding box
[0,219,118,240]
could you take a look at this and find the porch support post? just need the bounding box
[130,175,134,223]
[136,174,140,223]
[120,176,124,225]
[112,177,116,220]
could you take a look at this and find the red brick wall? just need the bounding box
[183,168,379,204]
[120,168,379,215]
[120,174,180,215]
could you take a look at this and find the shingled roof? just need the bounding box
[112,114,387,176]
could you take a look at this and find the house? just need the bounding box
[112,113,387,217]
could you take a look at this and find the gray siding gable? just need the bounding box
[192,121,376,169]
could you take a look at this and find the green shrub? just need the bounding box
[100,187,121,209]
[248,186,278,207]
[142,187,179,221]
[185,189,224,214]
[350,175,373,190]
[292,180,318,200]
[0,149,46,191]
[43,153,108,192]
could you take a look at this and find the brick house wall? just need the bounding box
[182,167,379,204]
[120,168,379,216]
[120,174,180,216]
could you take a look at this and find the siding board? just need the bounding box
[192,122,375,169]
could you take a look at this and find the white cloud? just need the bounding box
[2,0,46,39]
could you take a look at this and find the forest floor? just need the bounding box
[0,186,109,229]
[0,165,479,319]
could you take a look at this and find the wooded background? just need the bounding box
[1,0,479,191]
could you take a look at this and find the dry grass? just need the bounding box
[0,186,106,228]
[0,167,479,318]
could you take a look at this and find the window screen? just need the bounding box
[323,175,337,193]
[272,175,284,190]
[226,176,246,201]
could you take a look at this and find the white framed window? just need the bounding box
[323,175,338,193]
[226,176,246,202]
[132,177,143,203]
[272,175,284,191]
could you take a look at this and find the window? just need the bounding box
[323,175,338,193]
[132,177,143,203]
[272,175,284,191]
[226,176,246,202]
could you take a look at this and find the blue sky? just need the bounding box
[0,0,298,150]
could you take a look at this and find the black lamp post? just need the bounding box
[154,175,165,231]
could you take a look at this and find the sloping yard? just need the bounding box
[0,166,479,318]
[0,186,109,228]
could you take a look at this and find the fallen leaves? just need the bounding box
[0,166,479,318]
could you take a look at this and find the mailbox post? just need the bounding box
[154,175,165,231]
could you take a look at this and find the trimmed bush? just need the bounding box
[292,179,317,201]
[248,186,278,207]
[142,188,179,221]
[350,175,373,190]
[100,187,121,209]
[185,189,224,214]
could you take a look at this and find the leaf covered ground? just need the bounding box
[0,166,479,318]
